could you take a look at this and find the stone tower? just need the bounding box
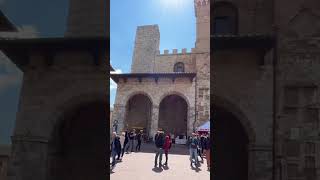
[194,0,210,52]
[65,0,107,37]
[131,25,160,73]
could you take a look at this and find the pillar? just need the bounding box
[112,104,126,134]
[149,105,159,139]
[187,107,196,136]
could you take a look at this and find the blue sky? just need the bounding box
[110,0,196,107]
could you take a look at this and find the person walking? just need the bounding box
[204,135,211,170]
[154,131,165,168]
[188,133,199,167]
[124,130,130,154]
[110,132,121,168]
[163,135,172,166]
[118,132,126,160]
[136,130,142,151]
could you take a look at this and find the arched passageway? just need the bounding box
[213,107,249,180]
[125,94,152,134]
[48,101,106,180]
[159,95,188,135]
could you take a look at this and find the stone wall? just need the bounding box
[7,51,106,180]
[154,51,195,73]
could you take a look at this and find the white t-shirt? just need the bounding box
[119,135,125,147]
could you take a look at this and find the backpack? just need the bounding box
[190,138,197,148]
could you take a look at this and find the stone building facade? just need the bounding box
[212,0,320,180]
[111,0,210,138]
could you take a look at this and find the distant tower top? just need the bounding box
[65,0,108,37]
[194,0,210,52]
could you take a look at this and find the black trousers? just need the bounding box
[165,152,168,164]
[136,140,141,151]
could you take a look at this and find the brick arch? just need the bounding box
[213,94,256,143]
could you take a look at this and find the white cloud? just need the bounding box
[110,68,122,74]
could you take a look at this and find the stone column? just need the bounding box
[187,107,196,136]
[112,104,126,134]
[149,105,159,139]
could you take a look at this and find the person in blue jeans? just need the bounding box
[188,133,199,167]
[154,131,165,168]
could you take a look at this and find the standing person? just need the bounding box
[197,134,204,161]
[188,133,199,167]
[154,131,165,168]
[200,134,205,155]
[163,135,172,166]
[136,130,142,151]
[128,129,135,152]
[204,135,211,170]
[124,130,130,153]
[110,132,121,168]
[118,132,126,160]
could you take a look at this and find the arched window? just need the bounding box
[174,62,185,72]
[212,2,238,35]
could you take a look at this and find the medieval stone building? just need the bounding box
[212,0,320,180]
[111,0,210,138]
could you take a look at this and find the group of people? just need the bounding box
[110,129,143,168]
[153,130,210,170]
[187,132,211,170]
[111,129,211,171]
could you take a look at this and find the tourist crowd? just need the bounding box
[110,129,211,171]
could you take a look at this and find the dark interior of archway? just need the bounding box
[125,94,152,133]
[48,101,107,180]
[213,107,249,180]
[159,95,187,135]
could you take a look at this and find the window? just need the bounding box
[174,62,184,72]
[213,2,238,35]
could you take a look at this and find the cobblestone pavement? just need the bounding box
[110,144,210,180]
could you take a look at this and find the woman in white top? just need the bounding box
[118,132,126,160]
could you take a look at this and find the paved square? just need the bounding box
[110,148,210,180]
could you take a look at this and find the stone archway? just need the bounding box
[158,94,188,135]
[213,95,256,180]
[47,101,106,180]
[124,94,152,135]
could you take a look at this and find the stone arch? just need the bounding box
[213,94,256,143]
[123,91,154,106]
[47,92,106,180]
[158,91,191,108]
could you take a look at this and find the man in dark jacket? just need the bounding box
[111,132,121,168]
[123,130,129,154]
[154,131,165,167]
[136,130,142,151]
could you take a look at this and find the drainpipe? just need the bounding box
[193,74,198,133]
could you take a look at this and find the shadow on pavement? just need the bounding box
[152,167,163,173]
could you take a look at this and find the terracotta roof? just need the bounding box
[110,73,196,83]
[0,37,109,71]
[211,34,275,51]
